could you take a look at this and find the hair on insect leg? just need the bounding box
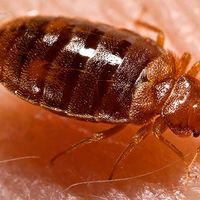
[50,124,126,165]
[108,123,152,180]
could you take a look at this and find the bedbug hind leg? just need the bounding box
[50,124,126,165]
[108,123,152,180]
[135,20,165,48]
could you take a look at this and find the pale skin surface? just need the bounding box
[0,0,200,199]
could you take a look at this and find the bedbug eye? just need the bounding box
[192,130,200,138]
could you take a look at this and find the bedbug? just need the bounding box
[0,16,200,179]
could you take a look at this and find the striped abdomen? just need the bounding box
[0,16,162,123]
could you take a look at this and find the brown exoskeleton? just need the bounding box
[0,16,199,179]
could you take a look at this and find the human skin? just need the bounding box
[0,0,200,199]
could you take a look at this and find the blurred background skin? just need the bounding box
[0,0,200,199]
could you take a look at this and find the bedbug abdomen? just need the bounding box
[0,16,163,123]
[0,17,47,89]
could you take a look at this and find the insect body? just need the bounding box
[0,16,163,123]
[0,16,200,179]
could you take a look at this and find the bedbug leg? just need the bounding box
[187,146,200,178]
[135,20,165,48]
[108,123,152,180]
[176,52,191,77]
[153,117,188,166]
[187,61,200,78]
[50,124,126,165]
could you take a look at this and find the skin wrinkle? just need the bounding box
[0,0,200,199]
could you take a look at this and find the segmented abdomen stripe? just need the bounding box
[61,28,106,112]
[67,30,133,116]
[6,18,51,92]
[16,18,75,102]
[41,23,104,108]
[0,16,162,122]
[0,19,30,84]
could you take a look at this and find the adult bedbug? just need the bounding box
[0,16,200,179]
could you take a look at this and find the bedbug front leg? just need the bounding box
[187,146,200,178]
[108,123,152,180]
[135,20,165,48]
[153,118,194,181]
[50,124,126,165]
[153,117,188,166]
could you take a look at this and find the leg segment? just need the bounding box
[153,117,187,165]
[50,124,126,165]
[108,123,152,180]
[109,117,187,180]
[187,61,200,78]
[176,52,191,77]
[135,20,165,47]
[187,146,200,178]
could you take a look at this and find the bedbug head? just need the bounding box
[161,75,200,137]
